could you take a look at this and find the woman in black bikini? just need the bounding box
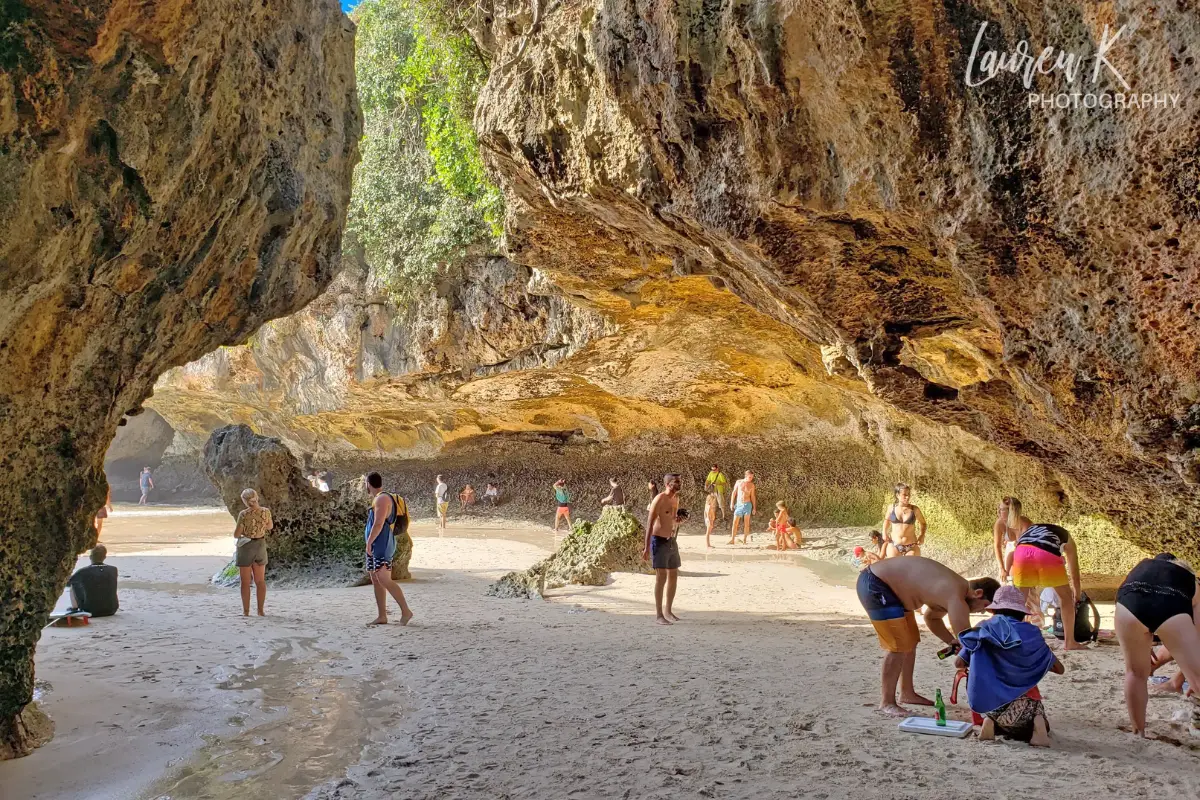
[882,483,926,558]
[1114,553,1200,736]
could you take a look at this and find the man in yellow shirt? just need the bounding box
[704,465,729,521]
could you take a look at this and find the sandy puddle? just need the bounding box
[144,639,408,800]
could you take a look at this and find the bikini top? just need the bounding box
[888,504,916,525]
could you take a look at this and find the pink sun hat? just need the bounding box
[986,585,1029,614]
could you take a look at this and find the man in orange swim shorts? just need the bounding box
[857,556,1000,717]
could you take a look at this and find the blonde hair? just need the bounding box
[776,501,788,512]
[1003,497,1023,533]
[240,488,258,505]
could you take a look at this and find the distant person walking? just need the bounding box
[553,479,573,532]
[365,472,414,626]
[138,467,154,505]
[233,488,272,617]
[728,471,757,544]
[434,474,449,530]
[94,486,113,542]
[704,465,730,521]
[643,473,682,624]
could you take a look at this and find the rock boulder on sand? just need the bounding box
[488,507,652,599]
[203,425,412,586]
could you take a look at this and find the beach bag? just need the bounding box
[1052,592,1100,643]
[382,493,409,562]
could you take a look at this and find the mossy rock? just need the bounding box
[488,506,652,599]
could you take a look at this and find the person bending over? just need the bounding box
[955,585,1065,747]
[1006,522,1086,651]
[856,556,999,717]
[1114,553,1200,736]
[67,546,119,618]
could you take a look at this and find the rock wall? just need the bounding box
[468,0,1200,560]
[0,0,360,757]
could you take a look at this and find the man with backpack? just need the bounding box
[364,472,414,626]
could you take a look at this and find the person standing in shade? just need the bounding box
[67,546,119,618]
[553,479,572,532]
[704,465,729,521]
[434,474,449,530]
[234,488,272,617]
[601,477,625,508]
[365,472,414,626]
[643,473,682,624]
[138,466,154,505]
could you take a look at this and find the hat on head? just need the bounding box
[986,585,1028,614]
[853,546,865,557]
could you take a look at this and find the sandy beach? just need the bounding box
[1,505,1197,800]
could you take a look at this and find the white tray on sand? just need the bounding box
[898,717,973,738]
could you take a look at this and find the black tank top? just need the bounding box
[1015,523,1071,557]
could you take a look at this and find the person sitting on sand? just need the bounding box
[994,496,1031,583]
[1114,553,1200,737]
[553,479,572,532]
[601,477,625,508]
[703,487,718,548]
[1148,643,1192,697]
[855,532,886,569]
[234,488,272,617]
[728,471,757,545]
[1006,522,1086,651]
[484,482,500,506]
[954,585,1065,747]
[882,483,925,558]
[459,484,477,509]
[94,486,113,543]
[364,472,414,626]
[856,556,999,717]
[67,545,119,618]
[642,473,682,625]
[869,530,886,558]
[769,501,802,550]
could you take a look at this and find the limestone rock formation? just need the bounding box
[488,506,651,599]
[467,0,1200,560]
[0,0,360,757]
[203,424,411,584]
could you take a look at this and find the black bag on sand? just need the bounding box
[1052,592,1100,643]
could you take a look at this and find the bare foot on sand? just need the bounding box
[876,704,910,718]
[726,539,736,545]
[1064,642,1090,651]
[979,717,995,740]
[1029,716,1051,747]
[257,610,265,617]
[666,612,680,622]
[368,617,388,625]
[656,616,673,626]
[400,610,414,626]
[900,692,934,706]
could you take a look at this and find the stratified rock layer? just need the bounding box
[0,0,359,757]
[488,506,651,599]
[203,424,411,584]
[470,0,1200,560]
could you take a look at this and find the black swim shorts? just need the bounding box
[651,536,681,570]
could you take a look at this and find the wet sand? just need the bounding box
[2,506,1197,799]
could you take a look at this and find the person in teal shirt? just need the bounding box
[553,479,572,533]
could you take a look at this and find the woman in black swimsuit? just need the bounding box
[1114,553,1200,736]
[882,483,926,558]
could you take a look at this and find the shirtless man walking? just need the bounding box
[857,555,1000,717]
[642,473,682,625]
[728,471,757,544]
[365,472,414,626]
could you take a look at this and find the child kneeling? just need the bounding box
[955,585,1065,746]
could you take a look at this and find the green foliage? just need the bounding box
[347,0,502,300]
[0,0,30,71]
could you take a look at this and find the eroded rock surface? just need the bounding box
[468,0,1200,559]
[203,424,411,585]
[489,506,650,599]
[0,0,359,757]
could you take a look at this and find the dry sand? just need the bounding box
[1,506,1197,800]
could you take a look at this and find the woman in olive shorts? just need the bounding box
[234,488,273,616]
[1114,553,1200,736]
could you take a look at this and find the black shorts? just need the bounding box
[651,536,681,570]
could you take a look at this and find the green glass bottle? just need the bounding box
[934,689,947,727]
